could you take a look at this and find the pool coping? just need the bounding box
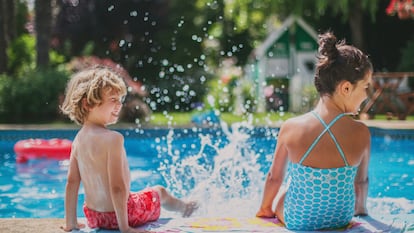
[0,218,65,233]
[360,119,414,129]
[1,214,413,233]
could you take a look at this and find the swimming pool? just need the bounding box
[0,124,413,220]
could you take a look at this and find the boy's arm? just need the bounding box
[107,132,131,232]
[63,153,83,231]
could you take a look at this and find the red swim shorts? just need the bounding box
[83,188,161,229]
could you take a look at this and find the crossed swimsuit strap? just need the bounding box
[299,111,349,166]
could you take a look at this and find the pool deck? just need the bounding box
[1,215,412,233]
[0,218,65,233]
[360,119,414,129]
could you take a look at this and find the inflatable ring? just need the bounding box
[14,138,72,163]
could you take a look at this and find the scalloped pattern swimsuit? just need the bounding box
[283,112,358,231]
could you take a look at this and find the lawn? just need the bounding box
[147,111,297,127]
[146,111,414,127]
[14,111,412,129]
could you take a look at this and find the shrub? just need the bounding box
[0,69,69,123]
[203,78,234,112]
[7,34,66,76]
[7,34,36,75]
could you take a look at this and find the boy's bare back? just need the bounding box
[72,125,131,212]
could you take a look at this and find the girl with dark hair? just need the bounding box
[256,31,373,231]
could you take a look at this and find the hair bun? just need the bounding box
[318,32,340,60]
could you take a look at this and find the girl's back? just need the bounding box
[282,111,370,168]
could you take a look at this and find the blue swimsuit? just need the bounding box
[283,112,358,231]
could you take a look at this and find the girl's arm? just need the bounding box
[354,127,371,216]
[256,126,289,218]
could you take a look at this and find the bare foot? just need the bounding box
[182,201,199,217]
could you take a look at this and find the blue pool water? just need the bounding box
[0,124,413,219]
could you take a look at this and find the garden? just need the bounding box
[0,0,413,126]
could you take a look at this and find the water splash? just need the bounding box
[158,121,267,217]
[156,122,414,220]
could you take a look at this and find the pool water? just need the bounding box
[0,124,413,219]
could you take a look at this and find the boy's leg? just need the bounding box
[152,185,198,217]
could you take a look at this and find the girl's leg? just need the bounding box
[152,185,198,217]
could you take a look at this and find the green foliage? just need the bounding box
[0,69,69,123]
[274,0,378,22]
[7,34,36,75]
[204,78,234,112]
[203,71,256,113]
[0,74,13,114]
[15,1,29,36]
[301,84,319,112]
[7,35,66,76]
[195,0,272,66]
[81,42,96,56]
[397,39,414,89]
[240,80,256,113]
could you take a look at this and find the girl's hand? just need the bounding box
[60,222,85,232]
[256,207,275,218]
[354,206,368,217]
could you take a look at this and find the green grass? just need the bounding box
[148,112,194,126]
[6,111,411,128]
[220,112,297,125]
[147,111,296,127]
[147,111,414,127]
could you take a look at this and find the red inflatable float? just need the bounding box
[14,138,72,163]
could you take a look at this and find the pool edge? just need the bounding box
[0,218,65,233]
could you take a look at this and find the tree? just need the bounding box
[0,1,17,74]
[35,0,52,68]
[205,0,378,52]
[0,2,7,74]
[46,0,414,113]
[0,1,28,75]
[53,0,210,112]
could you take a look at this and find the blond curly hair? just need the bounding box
[60,67,127,125]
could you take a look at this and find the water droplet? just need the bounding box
[130,11,138,17]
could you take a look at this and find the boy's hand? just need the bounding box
[60,222,85,232]
[123,227,155,233]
